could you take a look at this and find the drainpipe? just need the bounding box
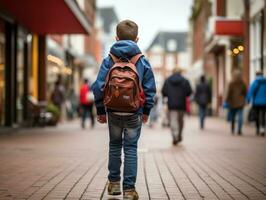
[243,0,250,85]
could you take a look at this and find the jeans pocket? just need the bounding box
[126,114,141,128]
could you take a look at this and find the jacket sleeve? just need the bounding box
[162,80,168,97]
[246,80,256,103]
[242,82,247,97]
[194,85,199,102]
[225,83,232,104]
[185,80,192,97]
[91,57,112,115]
[141,58,156,115]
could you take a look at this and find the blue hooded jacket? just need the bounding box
[91,40,156,115]
[247,75,266,106]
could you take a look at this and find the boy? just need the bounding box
[91,20,156,199]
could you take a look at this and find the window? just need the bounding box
[166,54,176,70]
[150,54,163,68]
[167,39,177,52]
[250,11,263,82]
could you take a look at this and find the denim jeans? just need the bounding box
[107,112,142,190]
[230,108,243,134]
[169,110,184,142]
[199,105,206,129]
[254,106,266,135]
[81,104,95,127]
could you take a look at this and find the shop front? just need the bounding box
[0,0,91,127]
[0,18,5,126]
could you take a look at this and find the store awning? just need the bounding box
[215,18,244,36]
[0,0,91,34]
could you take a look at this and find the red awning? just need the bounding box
[0,0,91,34]
[215,19,244,36]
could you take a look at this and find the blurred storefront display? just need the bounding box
[0,0,94,127]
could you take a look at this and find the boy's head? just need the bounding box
[116,20,138,42]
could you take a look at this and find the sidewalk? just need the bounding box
[0,116,265,200]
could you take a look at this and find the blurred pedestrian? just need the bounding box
[247,71,266,136]
[79,78,95,129]
[194,75,211,129]
[162,67,192,145]
[226,70,247,135]
[66,87,78,120]
[51,81,64,114]
[149,95,159,128]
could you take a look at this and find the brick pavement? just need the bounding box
[0,116,265,200]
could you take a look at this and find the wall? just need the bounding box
[226,0,244,18]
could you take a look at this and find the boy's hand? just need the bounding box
[142,115,149,123]
[97,115,107,123]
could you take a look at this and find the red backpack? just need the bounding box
[103,53,145,112]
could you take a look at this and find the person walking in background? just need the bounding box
[247,71,266,136]
[194,75,211,130]
[51,81,64,114]
[226,70,247,135]
[79,78,95,129]
[149,95,159,128]
[91,20,156,200]
[66,87,78,120]
[162,67,192,145]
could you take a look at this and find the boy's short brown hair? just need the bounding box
[116,20,138,41]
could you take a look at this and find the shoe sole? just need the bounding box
[108,192,121,196]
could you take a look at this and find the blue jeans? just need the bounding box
[230,108,243,134]
[199,105,206,129]
[107,112,142,190]
[81,104,95,127]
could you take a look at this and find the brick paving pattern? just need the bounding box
[0,117,265,200]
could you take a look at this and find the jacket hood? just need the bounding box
[257,76,266,84]
[110,40,141,59]
[168,73,184,85]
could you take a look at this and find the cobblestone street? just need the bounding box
[0,116,266,200]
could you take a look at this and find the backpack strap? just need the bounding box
[130,54,143,65]
[109,53,119,63]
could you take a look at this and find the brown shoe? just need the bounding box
[123,189,139,200]
[108,181,121,196]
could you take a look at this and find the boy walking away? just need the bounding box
[162,67,192,145]
[79,79,95,129]
[194,75,211,129]
[226,70,246,135]
[91,20,156,200]
[247,71,266,136]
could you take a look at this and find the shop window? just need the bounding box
[0,20,5,126]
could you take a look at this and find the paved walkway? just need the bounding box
[0,116,265,200]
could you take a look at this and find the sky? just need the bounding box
[97,0,193,49]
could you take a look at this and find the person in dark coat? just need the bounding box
[226,70,247,135]
[162,67,192,145]
[194,75,211,129]
[51,81,64,111]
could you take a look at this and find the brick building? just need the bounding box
[189,0,266,116]
[146,31,188,90]
[191,0,249,114]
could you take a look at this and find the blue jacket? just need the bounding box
[91,40,156,115]
[247,75,266,106]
